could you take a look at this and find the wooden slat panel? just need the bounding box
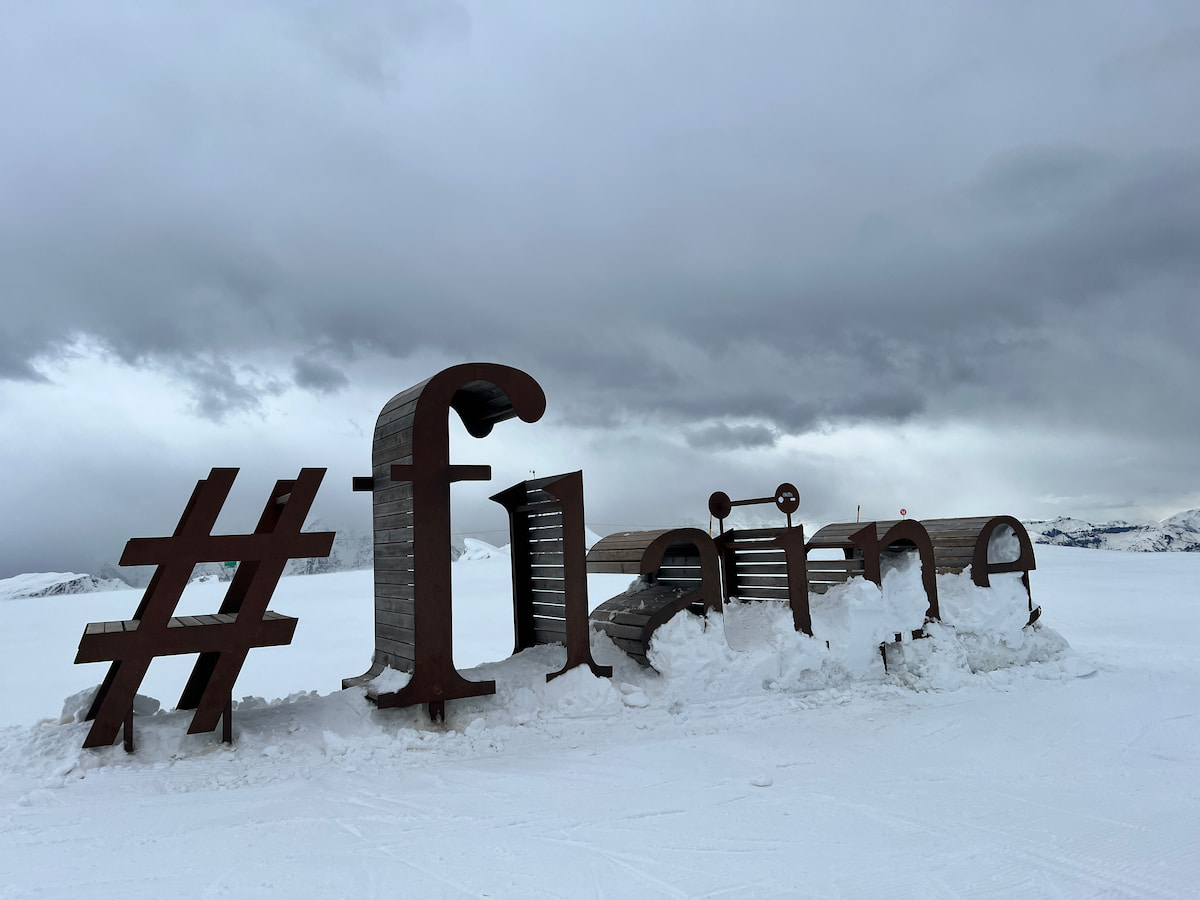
[531,616,567,634]
[725,527,788,539]
[730,561,789,575]
[530,601,566,618]
[377,608,415,630]
[371,481,416,503]
[720,542,784,554]
[932,551,974,563]
[371,430,414,458]
[586,560,642,575]
[375,583,416,602]
[608,637,648,661]
[806,560,863,572]
[657,565,701,577]
[375,569,416,586]
[374,395,418,427]
[657,574,701,586]
[376,594,414,615]
[736,575,789,588]
[590,531,673,549]
[377,621,415,645]
[373,544,416,560]
[376,638,415,662]
[587,547,649,563]
[372,510,414,530]
[592,620,644,641]
[373,527,414,545]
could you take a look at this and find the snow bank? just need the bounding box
[0,549,1085,785]
[645,557,1077,706]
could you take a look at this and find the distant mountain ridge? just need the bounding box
[1024,510,1200,552]
[0,572,127,602]
[9,512,1198,601]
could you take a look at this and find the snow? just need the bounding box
[1026,509,1200,552]
[1,545,1198,897]
[0,572,124,602]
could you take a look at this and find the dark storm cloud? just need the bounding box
[685,423,779,452]
[293,356,350,394]
[2,1,1199,440]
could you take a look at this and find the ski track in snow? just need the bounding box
[1,545,1198,898]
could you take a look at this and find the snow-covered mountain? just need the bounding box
[30,509,1200,603]
[0,572,126,602]
[1025,509,1200,552]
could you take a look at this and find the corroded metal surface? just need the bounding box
[343,363,547,720]
[709,482,799,533]
[587,528,722,668]
[491,471,611,681]
[709,484,811,633]
[75,468,333,749]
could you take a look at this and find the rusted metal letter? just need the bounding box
[343,363,547,720]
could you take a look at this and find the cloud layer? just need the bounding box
[1,1,1198,575]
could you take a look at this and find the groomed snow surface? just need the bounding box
[1,544,1197,898]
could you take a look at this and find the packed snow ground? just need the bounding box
[1,544,1197,898]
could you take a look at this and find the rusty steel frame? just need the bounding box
[851,519,941,625]
[343,363,547,721]
[641,528,724,615]
[75,468,334,750]
[710,484,812,633]
[587,527,725,668]
[969,515,1038,603]
[708,482,799,534]
[491,470,611,681]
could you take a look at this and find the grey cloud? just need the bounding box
[292,0,470,88]
[4,1,1200,579]
[685,423,778,452]
[293,356,350,394]
[179,357,284,421]
[0,336,50,382]
[1,3,1198,446]
[1099,24,1200,86]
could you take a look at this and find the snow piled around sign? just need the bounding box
[0,552,1084,784]
[646,556,1069,703]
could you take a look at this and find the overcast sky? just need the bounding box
[2,1,1199,578]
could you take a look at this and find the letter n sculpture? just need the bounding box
[343,363,548,720]
[74,468,335,750]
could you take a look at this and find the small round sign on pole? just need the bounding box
[900,508,907,517]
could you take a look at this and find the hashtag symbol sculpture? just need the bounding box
[75,468,334,750]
